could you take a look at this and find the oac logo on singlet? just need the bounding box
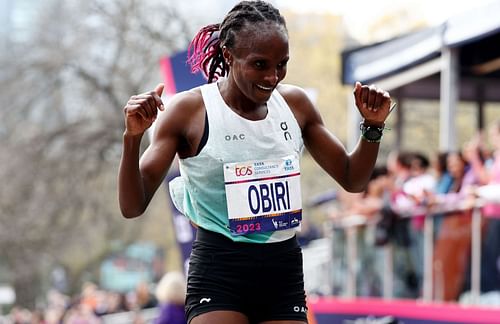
[224,133,246,141]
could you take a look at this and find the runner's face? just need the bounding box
[227,22,289,104]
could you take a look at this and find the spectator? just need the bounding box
[431,151,453,234]
[62,302,101,324]
[155,272,187,324]
[433,151,454,194]
[465,120,500,292]
[403,152,436,295]
[80,282,99,313]
[378,151,414,247]
[135,282,157,309]
[381,151,419,297]
[432,151,478,301]
[347,165,389,218]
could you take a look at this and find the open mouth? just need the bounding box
[255,84,273,91]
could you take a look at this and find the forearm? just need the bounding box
[304,124,380,193]
[469,155,490,185]
[344,137,380,192]
[118,133,148,218]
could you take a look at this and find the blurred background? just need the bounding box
[1,0,500,323]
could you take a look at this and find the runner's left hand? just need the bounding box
[353,81,392,125]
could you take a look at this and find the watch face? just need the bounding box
[363,127,383,141]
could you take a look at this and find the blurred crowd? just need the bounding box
[4,271,187,324]
[330,119,500,301]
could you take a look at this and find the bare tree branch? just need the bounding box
[0,0,193,307]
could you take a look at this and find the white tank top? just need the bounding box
[169,80,304,243]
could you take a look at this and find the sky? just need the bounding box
[276,0,496,24]
[4,0,499,47]
[175,0,498,43]
[277,0,498,41]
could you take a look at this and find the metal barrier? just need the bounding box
[303,238,334,295]
[325,195,498,303]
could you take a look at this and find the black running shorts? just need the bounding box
[185,227,308,323]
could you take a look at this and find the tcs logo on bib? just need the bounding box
[235,165,253,177]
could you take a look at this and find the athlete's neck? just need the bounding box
[218,79,268,121]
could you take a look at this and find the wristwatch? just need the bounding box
[360,123,384,143]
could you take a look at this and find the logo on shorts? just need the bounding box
[200,298,212,304]
[293,305,307,313]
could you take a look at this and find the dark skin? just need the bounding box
[118,22,391,324]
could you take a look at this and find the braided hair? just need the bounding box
[187,0,287,83]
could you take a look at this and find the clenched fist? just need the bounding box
[123,83,165,136]
[353,82,392,126]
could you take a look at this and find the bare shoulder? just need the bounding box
[276,84,310,105]
[276,84,319,129]
[166,87,204,114]
[155,87,204,131]
[152,86,207,157]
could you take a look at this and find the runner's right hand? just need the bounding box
[123,83,164,136]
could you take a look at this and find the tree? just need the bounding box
[0,0,192,307]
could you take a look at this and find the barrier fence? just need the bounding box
[302,187,500,304]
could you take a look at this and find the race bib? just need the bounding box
[224,155,302,235]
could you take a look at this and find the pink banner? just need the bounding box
[309,297,500,324]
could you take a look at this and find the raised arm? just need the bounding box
[280,82,392,192]
[118,85,199,218]
[463,133,491,185]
